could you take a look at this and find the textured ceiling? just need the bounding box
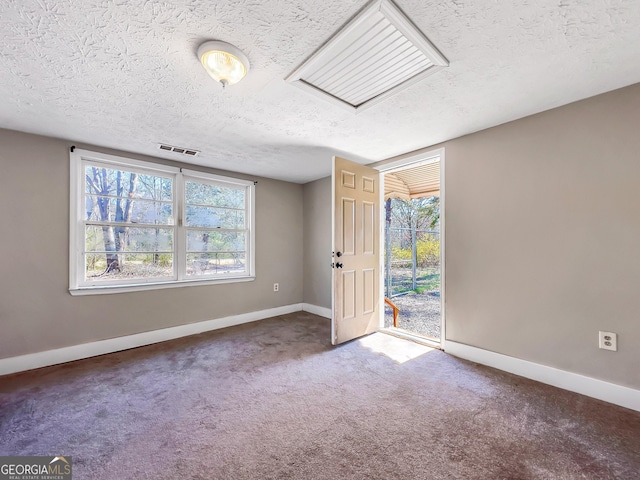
[1,0,639,183]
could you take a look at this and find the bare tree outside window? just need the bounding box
[71,150,254,291]
[385,196,440,296]
[84,165,174,281]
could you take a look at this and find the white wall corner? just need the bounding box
[445,341,640,413]
[0,303,304,376]
[302,303,332,319]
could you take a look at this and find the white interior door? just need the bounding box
[332,156,380,345]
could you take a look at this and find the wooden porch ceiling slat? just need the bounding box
[384,160,440,200]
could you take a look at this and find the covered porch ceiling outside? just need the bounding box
[383,160,440,200]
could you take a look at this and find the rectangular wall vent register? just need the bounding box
[158,144,200,156]
[286,0,448,112]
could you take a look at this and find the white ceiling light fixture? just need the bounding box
[286,0,448,112]
[197,40,250,88]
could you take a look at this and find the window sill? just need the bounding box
[69,276,255,296]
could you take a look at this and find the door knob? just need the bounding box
[336,251,343,257]
[336,262,343,268]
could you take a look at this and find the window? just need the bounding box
[70,149,255,294]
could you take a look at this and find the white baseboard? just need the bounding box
[0,303,303,376]
[302,303,332,318]
[445,341,640,412]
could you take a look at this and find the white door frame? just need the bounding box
[372,147,446,349]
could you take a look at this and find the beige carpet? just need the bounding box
[1,312,639,479]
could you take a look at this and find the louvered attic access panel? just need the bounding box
[286,0,448,112]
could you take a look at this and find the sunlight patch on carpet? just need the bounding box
[357,332,435,364]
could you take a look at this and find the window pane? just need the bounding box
[85,226,173,252]
[85,166,172,201]
[75,152,254,289]
[86,197,173,225]
[186,230,245,252]
[85,253,174,281]
[186,253,246,276]
[185,181,245,208]
[185,206,244,229]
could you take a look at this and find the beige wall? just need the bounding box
[372,83,640,389]
[304,84,640,388]
[302,176,331,309]
[4,83,640,390]
[0,129,304,359]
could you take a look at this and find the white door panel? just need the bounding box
[332,156,380,345]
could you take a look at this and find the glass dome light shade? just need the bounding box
[198,41,250,87]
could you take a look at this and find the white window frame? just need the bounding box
[69,149,255,295]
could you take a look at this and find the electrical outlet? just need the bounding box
[598,331,617,351]
[273,283,279,292]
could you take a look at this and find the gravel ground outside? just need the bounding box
[384,290,441,340]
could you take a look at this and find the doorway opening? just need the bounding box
[379,150,444,347]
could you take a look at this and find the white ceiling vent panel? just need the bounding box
[286,0,448,112]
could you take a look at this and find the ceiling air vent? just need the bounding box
[286,0,448,112]
[158,144,200,156]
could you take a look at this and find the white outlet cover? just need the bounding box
[598,331,617,351]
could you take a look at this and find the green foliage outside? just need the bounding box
[414,271,440,292]
[84,164,246,281]
[386,196,441,296]
[389,270,440,296]
[389,230,441,294]
[391,235,440,268]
